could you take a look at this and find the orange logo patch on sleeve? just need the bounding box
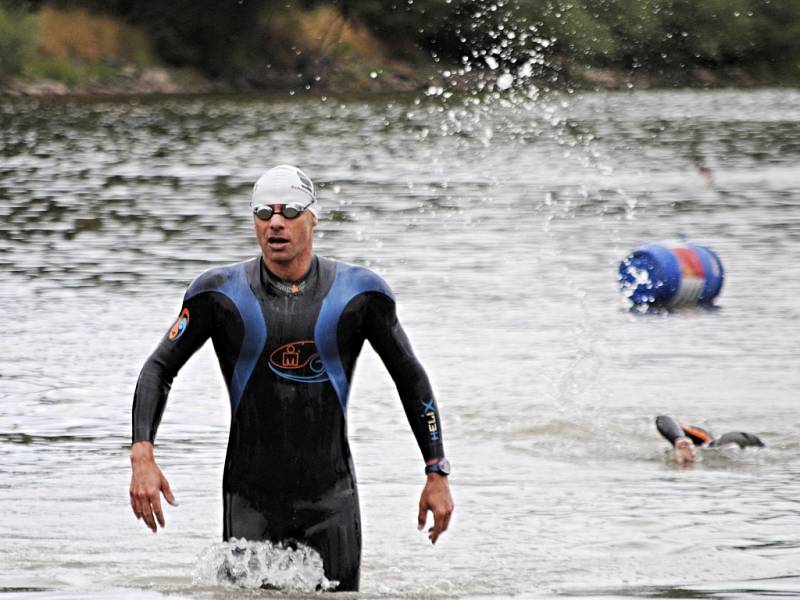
[169,307,190,341]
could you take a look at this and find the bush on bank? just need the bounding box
[0,6,39,82]
[0,2,157,86]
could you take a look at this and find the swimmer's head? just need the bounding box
[251,165,318,220]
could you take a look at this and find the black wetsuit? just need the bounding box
[132,256,445,591]
[656,415,764,449]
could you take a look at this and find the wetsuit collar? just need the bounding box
[260,255,318,296]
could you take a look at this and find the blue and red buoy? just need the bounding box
[619,243,724,308]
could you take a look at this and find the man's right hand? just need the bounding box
[674,437,697,465]
[129,441,177,533]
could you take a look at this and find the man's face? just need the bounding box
[253,206,316,268]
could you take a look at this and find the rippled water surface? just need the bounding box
[1,88,800,599]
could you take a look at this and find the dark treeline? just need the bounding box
[5,0,800,83]
[348,0,800,80]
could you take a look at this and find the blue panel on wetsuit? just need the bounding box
[187,260,267,414]
[315,262,394,414]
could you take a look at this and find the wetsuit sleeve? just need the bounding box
[655,415,689,446]
[678,422,714,445]
[132,292,216,443]
[363,293,445,461]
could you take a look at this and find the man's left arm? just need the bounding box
[363,292,454,544]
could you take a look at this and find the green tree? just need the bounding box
[124,1,267,77]
[0,4,39,82]
[659,0,756,68]
[748,0,800,75]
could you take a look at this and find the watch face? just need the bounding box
[438,459,451,475]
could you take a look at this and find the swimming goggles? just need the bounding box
[252,199,315,221]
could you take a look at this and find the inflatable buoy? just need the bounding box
[618,243,724,307]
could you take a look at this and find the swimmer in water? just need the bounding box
[698,165,714,188]
[656,415,764,464]
[129,165,454,591]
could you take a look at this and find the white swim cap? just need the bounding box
[251,165,318,218]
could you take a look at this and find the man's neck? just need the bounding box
[262,253,314,282]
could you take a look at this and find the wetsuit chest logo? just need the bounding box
[268,340,329,384]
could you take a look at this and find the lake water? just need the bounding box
[1,87,799,599]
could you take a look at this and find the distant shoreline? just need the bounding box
[3,3,797,99]
[3,63,796,98]
[3,2,799,100]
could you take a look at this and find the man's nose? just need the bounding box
[269,213,287,229]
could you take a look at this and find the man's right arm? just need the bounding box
[655,415,686,446]
[132,293,215,442]
[130,291,215,532]
[655,415,696,464]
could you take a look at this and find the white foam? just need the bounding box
[192,538,338,592]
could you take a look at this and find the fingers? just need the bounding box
[418,477,454,544]
[129,475,175,532]
[129,489,139,518]
[134,489,158,532]
[142,503,158,533]
[152,494,165,529]
[422,498,454,544]
[162,477,178,507]
[441,507,452,534]
[417,501,428,531]
[130,489,157,532]
[428,507,451,544]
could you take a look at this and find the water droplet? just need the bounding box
[496,73,514,90]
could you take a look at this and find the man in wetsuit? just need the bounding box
[656,415,764,464]
[129,165,454,591]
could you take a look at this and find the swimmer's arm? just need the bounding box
[130,292,215,532]
[655,416,696,464]
[132,293,215,443]
[363,293,445,460]
[363,293,453,543]
[655,415,689,446]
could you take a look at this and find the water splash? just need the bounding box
[619,262,655,312]
[192,538,338,592]
[414,0,626,222]
[416,0,561,147]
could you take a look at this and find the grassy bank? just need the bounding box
[0,4,440,95]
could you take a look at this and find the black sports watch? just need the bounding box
[424,458,451,477]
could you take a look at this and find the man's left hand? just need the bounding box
[417,473,454,544]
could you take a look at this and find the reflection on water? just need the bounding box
[1,89,800,599]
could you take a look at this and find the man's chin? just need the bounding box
[265,251,293,264]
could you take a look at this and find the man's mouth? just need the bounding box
[268,236,289,250]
